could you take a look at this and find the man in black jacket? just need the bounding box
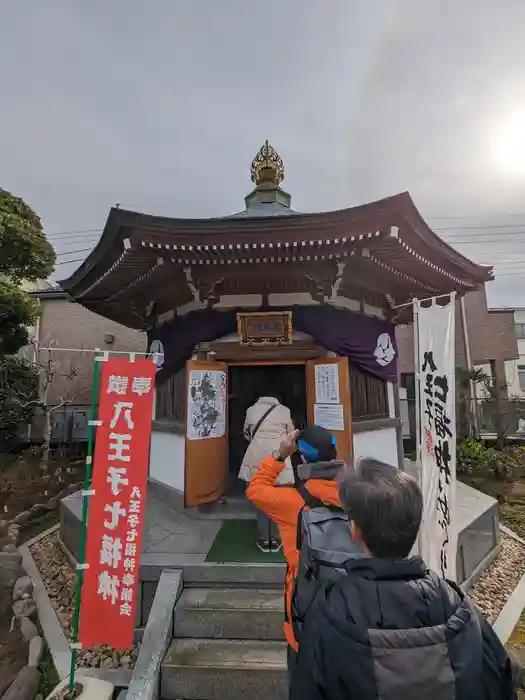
[290,458,516,700]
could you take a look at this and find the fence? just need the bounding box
[400,395,525,445]
[19,405,92,444]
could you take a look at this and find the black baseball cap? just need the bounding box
[297,424,337,463]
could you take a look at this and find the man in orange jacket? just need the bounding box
[246,424,343,671]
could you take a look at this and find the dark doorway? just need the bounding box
[227,364,307,494]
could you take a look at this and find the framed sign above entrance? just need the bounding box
[237,311,292,346]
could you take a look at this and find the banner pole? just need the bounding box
[413,299,423,557]
[67,352,102,697]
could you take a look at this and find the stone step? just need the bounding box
[161,638,288,700]
[174,588,284,640]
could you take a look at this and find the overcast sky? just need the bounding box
[2,0,525,307]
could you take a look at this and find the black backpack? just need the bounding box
[291,483,364,643]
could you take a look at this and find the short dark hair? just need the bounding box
[338,458,422,558]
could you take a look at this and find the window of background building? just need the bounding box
[519,366,525,392]
[516,323,525,340]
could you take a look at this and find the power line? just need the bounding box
[436,223,525,231]
[45,228,102,239]
[54,258,85,266]
[38,223,525,248]
[56,247,94,258]
[48,235,101,245]
[480,262,525,269]
[443,235,525,244]
[430,213,525,221]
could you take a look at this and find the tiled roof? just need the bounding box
[227,201,298,218]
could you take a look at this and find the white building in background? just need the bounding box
[506,309,525,398]
[474,309,525,399]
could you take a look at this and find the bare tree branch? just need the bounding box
[49,391,83,414]
[24,339,91,470]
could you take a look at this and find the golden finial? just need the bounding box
[250,140,284,186]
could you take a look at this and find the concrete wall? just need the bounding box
[149,424,399,496]
[149,430,185,493]
[354,427,398,467]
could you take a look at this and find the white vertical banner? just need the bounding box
[416,293,457,580]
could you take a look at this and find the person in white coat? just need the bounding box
[239,394,294,552]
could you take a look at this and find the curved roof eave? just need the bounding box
[59,197,398,291]
[392,191,493,282]
[59,191,492,293]
[59,206,127,291]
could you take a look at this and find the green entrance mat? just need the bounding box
[206,519,285,563]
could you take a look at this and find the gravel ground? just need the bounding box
[30,531,139,670]
[470,532,525,624]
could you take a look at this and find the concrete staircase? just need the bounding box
[161,585,288,700]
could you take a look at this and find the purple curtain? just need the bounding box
[149,305,398,385]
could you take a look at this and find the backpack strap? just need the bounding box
[295,482,324,509]
[249,404,278,442]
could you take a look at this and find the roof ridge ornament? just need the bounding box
[250,140,284,186]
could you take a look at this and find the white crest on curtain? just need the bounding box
[374,333,396,366]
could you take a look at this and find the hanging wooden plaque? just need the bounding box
[236,311,292,346]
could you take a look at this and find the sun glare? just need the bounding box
[492,111,525,176]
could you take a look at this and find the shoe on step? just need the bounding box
[269,539,282,553]
[256,538,271,554]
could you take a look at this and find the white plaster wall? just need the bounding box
[268,293,320,307]
[210,291,384,318]
[399,387,411,438]
[148,427,399,495]
[157,291,388,329]
[387,382,396,418]
[215,294,263,309]
[149,430,185,493]
[353,427,398,467]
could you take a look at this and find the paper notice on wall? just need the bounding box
[187,370,227,440]
[314,364,340,404]
[314,403,344,432]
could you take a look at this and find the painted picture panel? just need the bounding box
[187,370,227,440]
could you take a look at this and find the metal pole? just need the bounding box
[67,352,101,696]
[393,292,453,311]
[459,295,479,436]
[36,347,156,356]
[413,299,423,556]
[413,299,421,464]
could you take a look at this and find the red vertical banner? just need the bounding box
[79,357,156,649]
